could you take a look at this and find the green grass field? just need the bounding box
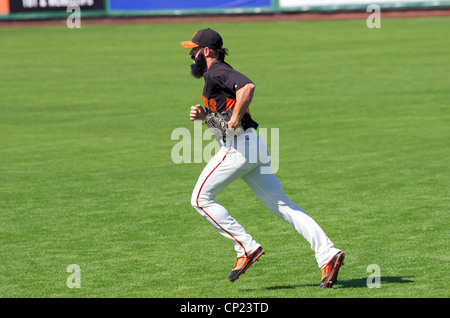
[1,16,449,299]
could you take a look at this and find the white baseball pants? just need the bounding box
[191,129,340,269]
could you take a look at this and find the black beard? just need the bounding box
[190,52,207,78]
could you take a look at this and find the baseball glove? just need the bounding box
[204,109,242,143]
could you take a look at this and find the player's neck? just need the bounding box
[206,58,219,70]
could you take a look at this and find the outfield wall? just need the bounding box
[1,0,449,20]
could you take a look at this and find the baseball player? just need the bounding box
[181,28,345,287]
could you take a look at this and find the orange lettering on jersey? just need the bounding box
[202,95,209,109]
[202,95,216,111]
[209,99,216,111]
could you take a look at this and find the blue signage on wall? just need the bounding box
[109,0,271,11]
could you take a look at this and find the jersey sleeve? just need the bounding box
[215,67,253,94]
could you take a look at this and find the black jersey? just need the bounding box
[202,61,259,130]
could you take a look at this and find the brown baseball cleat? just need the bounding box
[228,246,264,282]
[319,251,345,288]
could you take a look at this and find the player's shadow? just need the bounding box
[264,276,414,290]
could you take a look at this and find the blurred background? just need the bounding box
[1,0,449,21]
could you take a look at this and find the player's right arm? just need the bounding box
[190,104,207,121]
[227,83,255,129]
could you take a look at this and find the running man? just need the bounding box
[181,28,344,287]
